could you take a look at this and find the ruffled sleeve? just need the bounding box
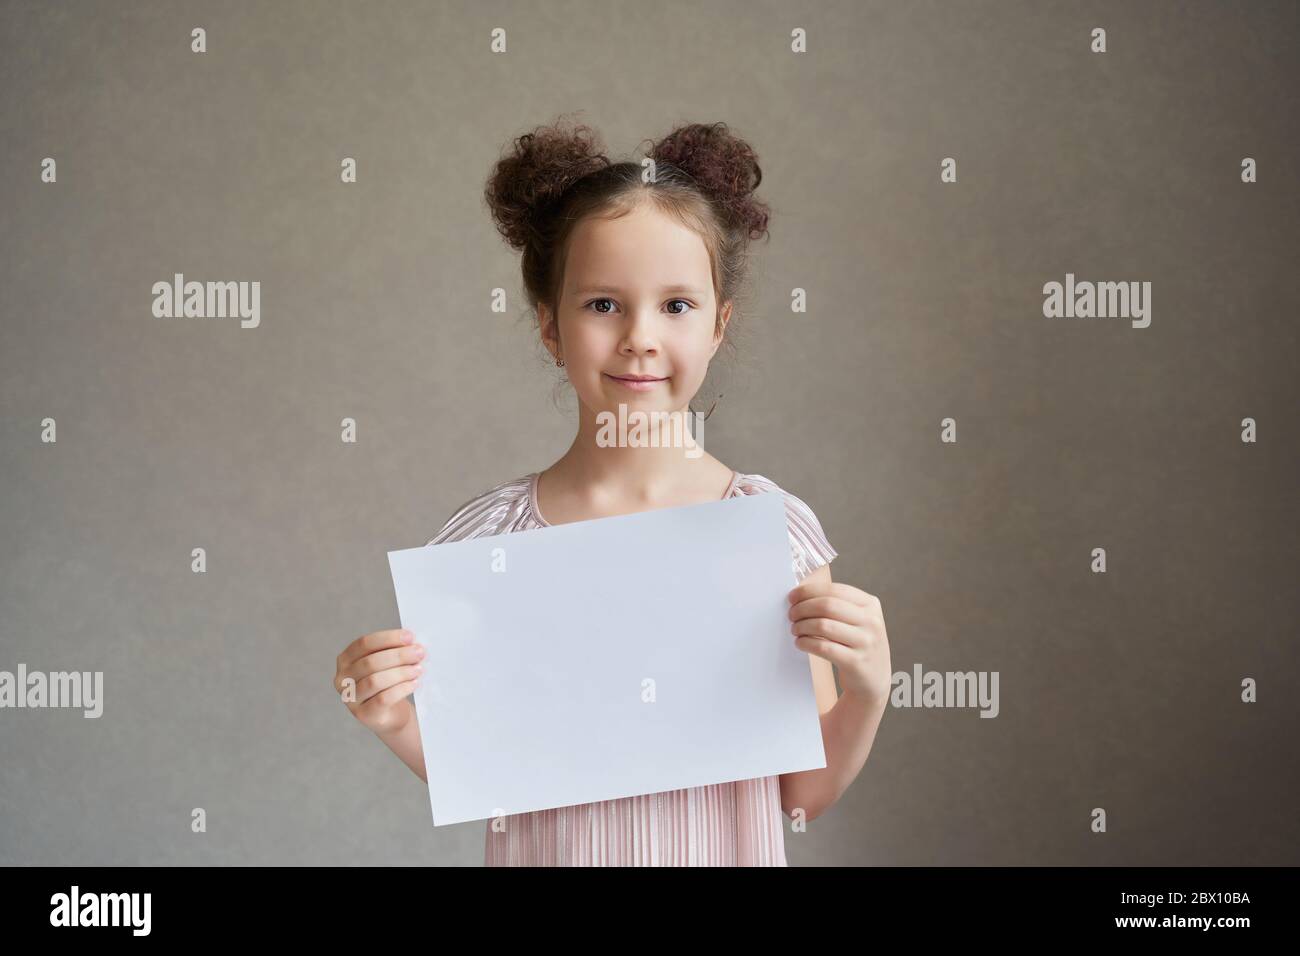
[426,475,536,546]
[733,474,838,582]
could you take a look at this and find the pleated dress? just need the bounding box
[426,470,838,866]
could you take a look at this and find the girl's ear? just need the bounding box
[539,301,561,360]
[710,300,733,356]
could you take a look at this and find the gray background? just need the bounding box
[1,0,1296,866]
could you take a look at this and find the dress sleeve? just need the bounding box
[427,493,485,546]
[783,492,838,582]
[425,476,533,546]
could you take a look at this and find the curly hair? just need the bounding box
[483,114,771,358]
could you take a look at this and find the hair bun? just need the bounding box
[484,115,611,251]
[650,122,770,241]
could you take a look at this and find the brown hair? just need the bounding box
[483,114,771,370]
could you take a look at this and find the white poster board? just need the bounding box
[387,490,826,826]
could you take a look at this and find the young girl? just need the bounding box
[334,117,892,866]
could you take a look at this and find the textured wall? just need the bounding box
[0,0,1295,865]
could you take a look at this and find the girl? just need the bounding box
[334,117,892,866]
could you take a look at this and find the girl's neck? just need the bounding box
[538,422,735,522]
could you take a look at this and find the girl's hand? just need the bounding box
[788,580,891,707]
[334,628,426,734]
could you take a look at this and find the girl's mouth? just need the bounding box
[604,373,667,392]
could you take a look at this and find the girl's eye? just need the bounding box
[583,298,695,315]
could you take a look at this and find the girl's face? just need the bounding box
[541,202,730,416]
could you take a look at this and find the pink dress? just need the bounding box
[426,470,838,866]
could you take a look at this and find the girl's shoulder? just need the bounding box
[426,474,538,546]
[731,473,838,581]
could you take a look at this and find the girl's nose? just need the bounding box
[620,309,661,354]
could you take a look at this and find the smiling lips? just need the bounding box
[605,373,667,391]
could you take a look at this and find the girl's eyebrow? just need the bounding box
[572,284,707,296]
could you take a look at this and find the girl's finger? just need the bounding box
[338,628,414,671]
[789,582,870,607]
[352,643,425,680]
[789,595,867,626]
[791,616,863,649]
[355,663,424,705]
[794,635,851,667]
[364,678,419,712]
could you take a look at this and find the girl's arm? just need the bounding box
[779,562,891,821]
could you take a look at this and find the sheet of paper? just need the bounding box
[387,489,827,826]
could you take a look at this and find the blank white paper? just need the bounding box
[387,489,827,826]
